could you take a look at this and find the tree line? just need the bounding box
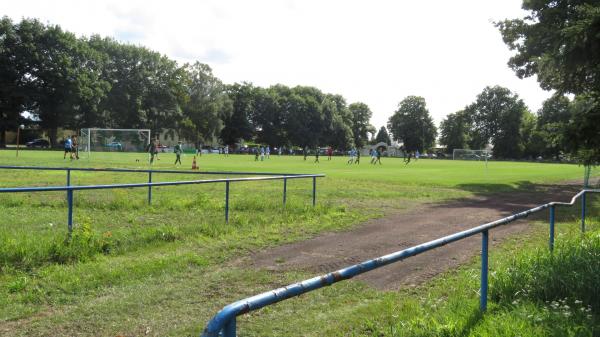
[392,0,600,165]
[2,1,599,165]
[0,17,374,149]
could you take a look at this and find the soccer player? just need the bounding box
[355,149,361,164]
[260,146,265,161]
[63,136,73,159]
[148,139,159,164]
[347,148,353,164]
[374,148,382,165]
[174,141,183,165]
[72,135,79,160]
[315,147,320,163]
[327,146,333,160]
[404,151,412,165]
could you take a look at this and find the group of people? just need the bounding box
[63,135,80,160]
[146,139,184,165]
[403,149,420,165]
[347,148,361,164]
[346,148,382,165]
[254,146,271,161]
[369,148,382,165]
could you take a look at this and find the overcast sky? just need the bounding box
[3,0,551,129]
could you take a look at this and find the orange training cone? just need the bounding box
[192,156,199,170]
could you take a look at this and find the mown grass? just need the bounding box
[0,149,596,336]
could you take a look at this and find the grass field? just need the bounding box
[0,149,596,336]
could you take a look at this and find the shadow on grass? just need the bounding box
[423,181,591,223]
[454,307,484,337]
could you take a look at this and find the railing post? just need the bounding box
[581,191,586,233]
[480,230,489,312]
[225,181,230,223]
[67,189,74,235]
[66,169,71,201]
[283,177,287,207]
[148,171,153,205]
[312,176,316,207]
[222,317,236,337]
[549,205,555,252]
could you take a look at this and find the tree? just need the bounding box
[348,102,373,148]
[220,82,256,146]
[181,62,231,144]
[387,96,437,152]
[286,86,325,148]
[497,1,600,164]
[374,126,391,145]
[13,19,110,145]
[253,86,288,147]
[534,94,572,160]
[439,111,470,153]
[464,86,528,158]
[0,17,27,147]
[321,95,353,150]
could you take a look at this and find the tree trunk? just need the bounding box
[48,128,58,148]
[0,129,6,148]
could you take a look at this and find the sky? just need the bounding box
[2,0,552,129]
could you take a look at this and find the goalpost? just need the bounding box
[79,128,151,159]
[452,149,492,167]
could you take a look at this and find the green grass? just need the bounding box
[235,205,600,337]
[0,149,596,336]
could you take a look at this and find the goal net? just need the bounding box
[452,149,492,161]
[79,128,151,159]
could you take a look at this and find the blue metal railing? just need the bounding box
[0,169,325,229]
[201,189,599,337]
[0,165,315,206]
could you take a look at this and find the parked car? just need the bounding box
[26,138,50,148]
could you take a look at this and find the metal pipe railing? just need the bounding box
[0,174,325,228]
[0,165,307,176]
[201,189,599,337]
[0,165,312,206]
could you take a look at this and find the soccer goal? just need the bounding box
[452,149,492,161]
[79,128,151,159]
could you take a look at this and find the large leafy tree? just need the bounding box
[286,86,325,148]
[90,37,184,134]
[464,86,528,158]
[348,102,373,148]
[220,82,256,146]
[374,126,391,145]
[0,17,28,147]
[15,19,110,145]
[534,94,572,160]
[253,85,289,147]
[321,95,353,150]
[439,111,470,153]
[181,62,231,144]
[387,96,437,152]
[497,1,600,164]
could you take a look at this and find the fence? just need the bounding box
[0,165,325,229]
[201,189,599,337]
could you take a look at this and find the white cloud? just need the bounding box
[3,0,552,128]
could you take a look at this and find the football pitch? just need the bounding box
[0,150,591,336]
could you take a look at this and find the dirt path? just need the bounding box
[243,183,585,290]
